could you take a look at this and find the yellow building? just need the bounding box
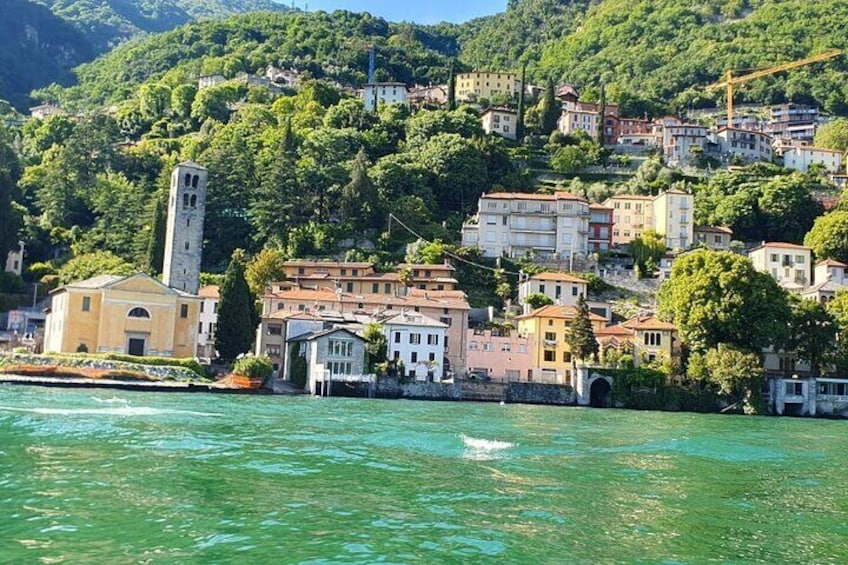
[456,71,520,102]
[516,304,607,384]
[652,189,694,250]
[44,273,201,358]
[595,315,678,367]
[604,194,654,245]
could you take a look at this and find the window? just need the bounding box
[268,324,282,336]
[185,241,190,251]
[427,334,439,346]
[572,286,579,296]
[785,382,803,396]
[469,341,479,351]
[329,361,352,376]
[643,332,662,346]
[329,340,353,357]
[198,322,203,334]
[411,352,418,363]
[429,352,436,362]
[543,350,556,362]
[440,317,452,327]
[394,332,401,343]
[385,283,392,294]
[346,282,354,292]
[373,283,379,293]
[795,255,805,264]
[483,342,493,351]
[770,253,779,262]
[82,296,91,312]
[562,351,572,363]
[180,304,189,319]
[501,343,511,352]
[544,332,556,342]
[200,301,204,313]
[267,345,281,357]
[129,307,151,319]
[409,333,421,345]
[518,344,527,354]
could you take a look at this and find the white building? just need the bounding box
[783,146,844,174]
[383,311,448,381]
[5,241,24,276]
[748,242,812,291]
[662,123,708,166]
[461,192,590,259]
[197,285,219,361]
[29,104,64,120]
[198,75,226,90]
[715,128,774,163]
[517,272,588,311]
[481,107,518,140]
[800,259,848,304]
[362,82,409,112]
[286,327,370,396]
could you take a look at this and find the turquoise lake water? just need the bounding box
[1,387,847,563]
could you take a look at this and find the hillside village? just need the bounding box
[5,5,848,417]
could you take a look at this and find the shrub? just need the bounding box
[67,352,207,378]
[232,355,273,380]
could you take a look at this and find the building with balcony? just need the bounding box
[261,285,469,376]
[287,327,369,396]
[662,122,708,166]
[588,204,613,252]
[594,315,679,367]
[383,311,448,381]
[461,192,590,259]
[517,272,588,310]
[800,259,848,304]
[282,260,458,295]
[715,127,774,163]
[603,194,653,246]
[456,71,520,102]
[481,107,518,140]
[516,304,607,385]
[765,104,819,143]
[748,242,812,291]
[653,189,694,250]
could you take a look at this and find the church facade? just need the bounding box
[44,162,207,359]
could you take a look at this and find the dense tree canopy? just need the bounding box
[804,211,848,264]
[658,249,791,354]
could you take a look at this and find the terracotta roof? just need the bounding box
[198,285,220,298]
[482,106,517,115]
[263,310,323,321]
[517,304,607,322]
[399,263,456,272]
[621,315,677,331]
[694,225,733,234]
[266,287,470,311]
[589,203,613,211]
[481,191,588,203]
[284,260,374,268]
[605,194,654,201]
[817,259,848,268]
[750,242,811,251]
[594,325,635,337]
[528,272,588,283]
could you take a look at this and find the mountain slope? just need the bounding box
[0,0,94,110]
[49,11,458,108]
[34,0,289,51]
[537,0,848,114]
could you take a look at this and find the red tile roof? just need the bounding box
[528,272,588,283]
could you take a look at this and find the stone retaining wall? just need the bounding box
[375,377,575,405]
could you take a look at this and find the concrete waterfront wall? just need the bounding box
[375,377,575,405]
[0,353,202,382]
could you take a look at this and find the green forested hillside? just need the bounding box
[0,0,94,111]
[34,0,288,51]
[42,11,459,109]
[535,0,848,115]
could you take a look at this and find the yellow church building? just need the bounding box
[44,273,201,358]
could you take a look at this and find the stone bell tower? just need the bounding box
[163,161,207,295]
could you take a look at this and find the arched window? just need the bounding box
[183,194,189,208]
[184,173,191,187]
[128,307,151,319]
[190,194,197,207]
[192,175,199,189]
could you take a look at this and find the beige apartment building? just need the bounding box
[604,190,694,249]
[456,71,520,102]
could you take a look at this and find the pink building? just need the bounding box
[466,329,535,381]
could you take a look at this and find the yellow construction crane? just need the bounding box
[707,49,843,125]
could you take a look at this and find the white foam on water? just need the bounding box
[0,405,222,417]
[461,434,515,451]
[91,396,129,404]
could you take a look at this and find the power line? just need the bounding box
[388,213,523,277]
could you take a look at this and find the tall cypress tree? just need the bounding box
[447,61,456,111]
[516,61,527,141]
[145,191,167,275]
[539,76,559,134]
[566,295,599,361]
[215,249,259,363]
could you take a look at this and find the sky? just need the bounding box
[284,1,508,24]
